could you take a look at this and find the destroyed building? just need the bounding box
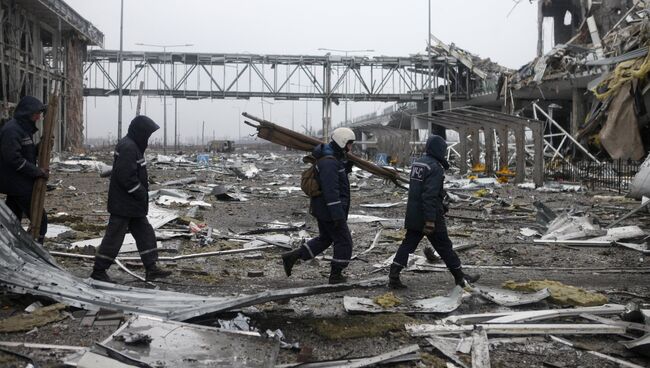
[0,1,649,367]
[0,0,103,151]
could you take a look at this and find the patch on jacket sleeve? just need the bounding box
[410,163,429,181]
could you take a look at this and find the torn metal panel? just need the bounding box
[589,226,646,241]
[629,160,650,200]
[472,285,550,306]
[617,242,650,254]
[406,323,625,336]
[553,335,646,368]
[622,333,650,358]
[541,214,604,240]
[343,286,464,314]
[471,327,491,368]
[76,315,279,368]
[0,201,383,321]
[426,337,469,368]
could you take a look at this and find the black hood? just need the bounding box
[425,135,450,169]
[127,115,159,152]
[14,96,46,123]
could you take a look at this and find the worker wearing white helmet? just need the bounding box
[282,127,356,284]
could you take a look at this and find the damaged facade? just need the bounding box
[0,0,103,151]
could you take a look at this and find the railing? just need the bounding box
[544,159,642,194]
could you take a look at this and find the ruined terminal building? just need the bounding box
[0,0,103,151]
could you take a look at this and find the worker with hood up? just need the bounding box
[0,96,49,243]
[90,115,172,283]
[388,135,479,289]
[281,127,356,284]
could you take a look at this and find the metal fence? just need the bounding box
[544,159,642,193]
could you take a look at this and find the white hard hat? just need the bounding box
[331,127,355,148]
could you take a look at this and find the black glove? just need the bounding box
[38,168,49,180]
[132,186,147,201]
[344,160,354,174]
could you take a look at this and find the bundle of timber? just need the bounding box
[242,112,409,188]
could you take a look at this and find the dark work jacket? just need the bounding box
[404,135,449,231]
[310,142,351,222]
[0,96,46,196]
[107,116,159,217]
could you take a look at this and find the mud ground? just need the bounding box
[1,149,649,367]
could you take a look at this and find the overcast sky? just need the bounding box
[63,0,539,144]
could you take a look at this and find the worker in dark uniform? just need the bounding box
[0,96,49,243]
[281,127,356,284]
[90,115,171,283]
[388,135,479,289]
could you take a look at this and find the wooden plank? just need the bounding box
[471,328,491,368]
[30,91,58,240]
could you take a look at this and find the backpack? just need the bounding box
[300,155,335,197]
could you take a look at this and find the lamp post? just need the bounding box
[135,42,193,153]
[317,48,374,124]
[117,0,124,139]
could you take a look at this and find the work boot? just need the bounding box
[388,264,407,289]
[328,267,348,285]
[281,247,302,277]
[90,268,112,283]
[449,267,480,287]
[423,247,439,263]
[145,264,172,281]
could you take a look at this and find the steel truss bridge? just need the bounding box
[83,49,496,137]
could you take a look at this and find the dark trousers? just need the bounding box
[93,214,158,271]
[300,219,353,271]
[392,219,461,270]
[6,195,47,243]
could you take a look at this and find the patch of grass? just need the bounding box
[309,313,414,340]
[372,292,402,308]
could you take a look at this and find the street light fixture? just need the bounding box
[317,48,374,124]
[135,42,193,154]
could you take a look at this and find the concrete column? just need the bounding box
[532,124,545,187]
[484,127,495,174]
[497,127,509,170]
[571,88,587,136]
[514,127,526,183]
[471,128,480,167]
[459,128,468,175]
